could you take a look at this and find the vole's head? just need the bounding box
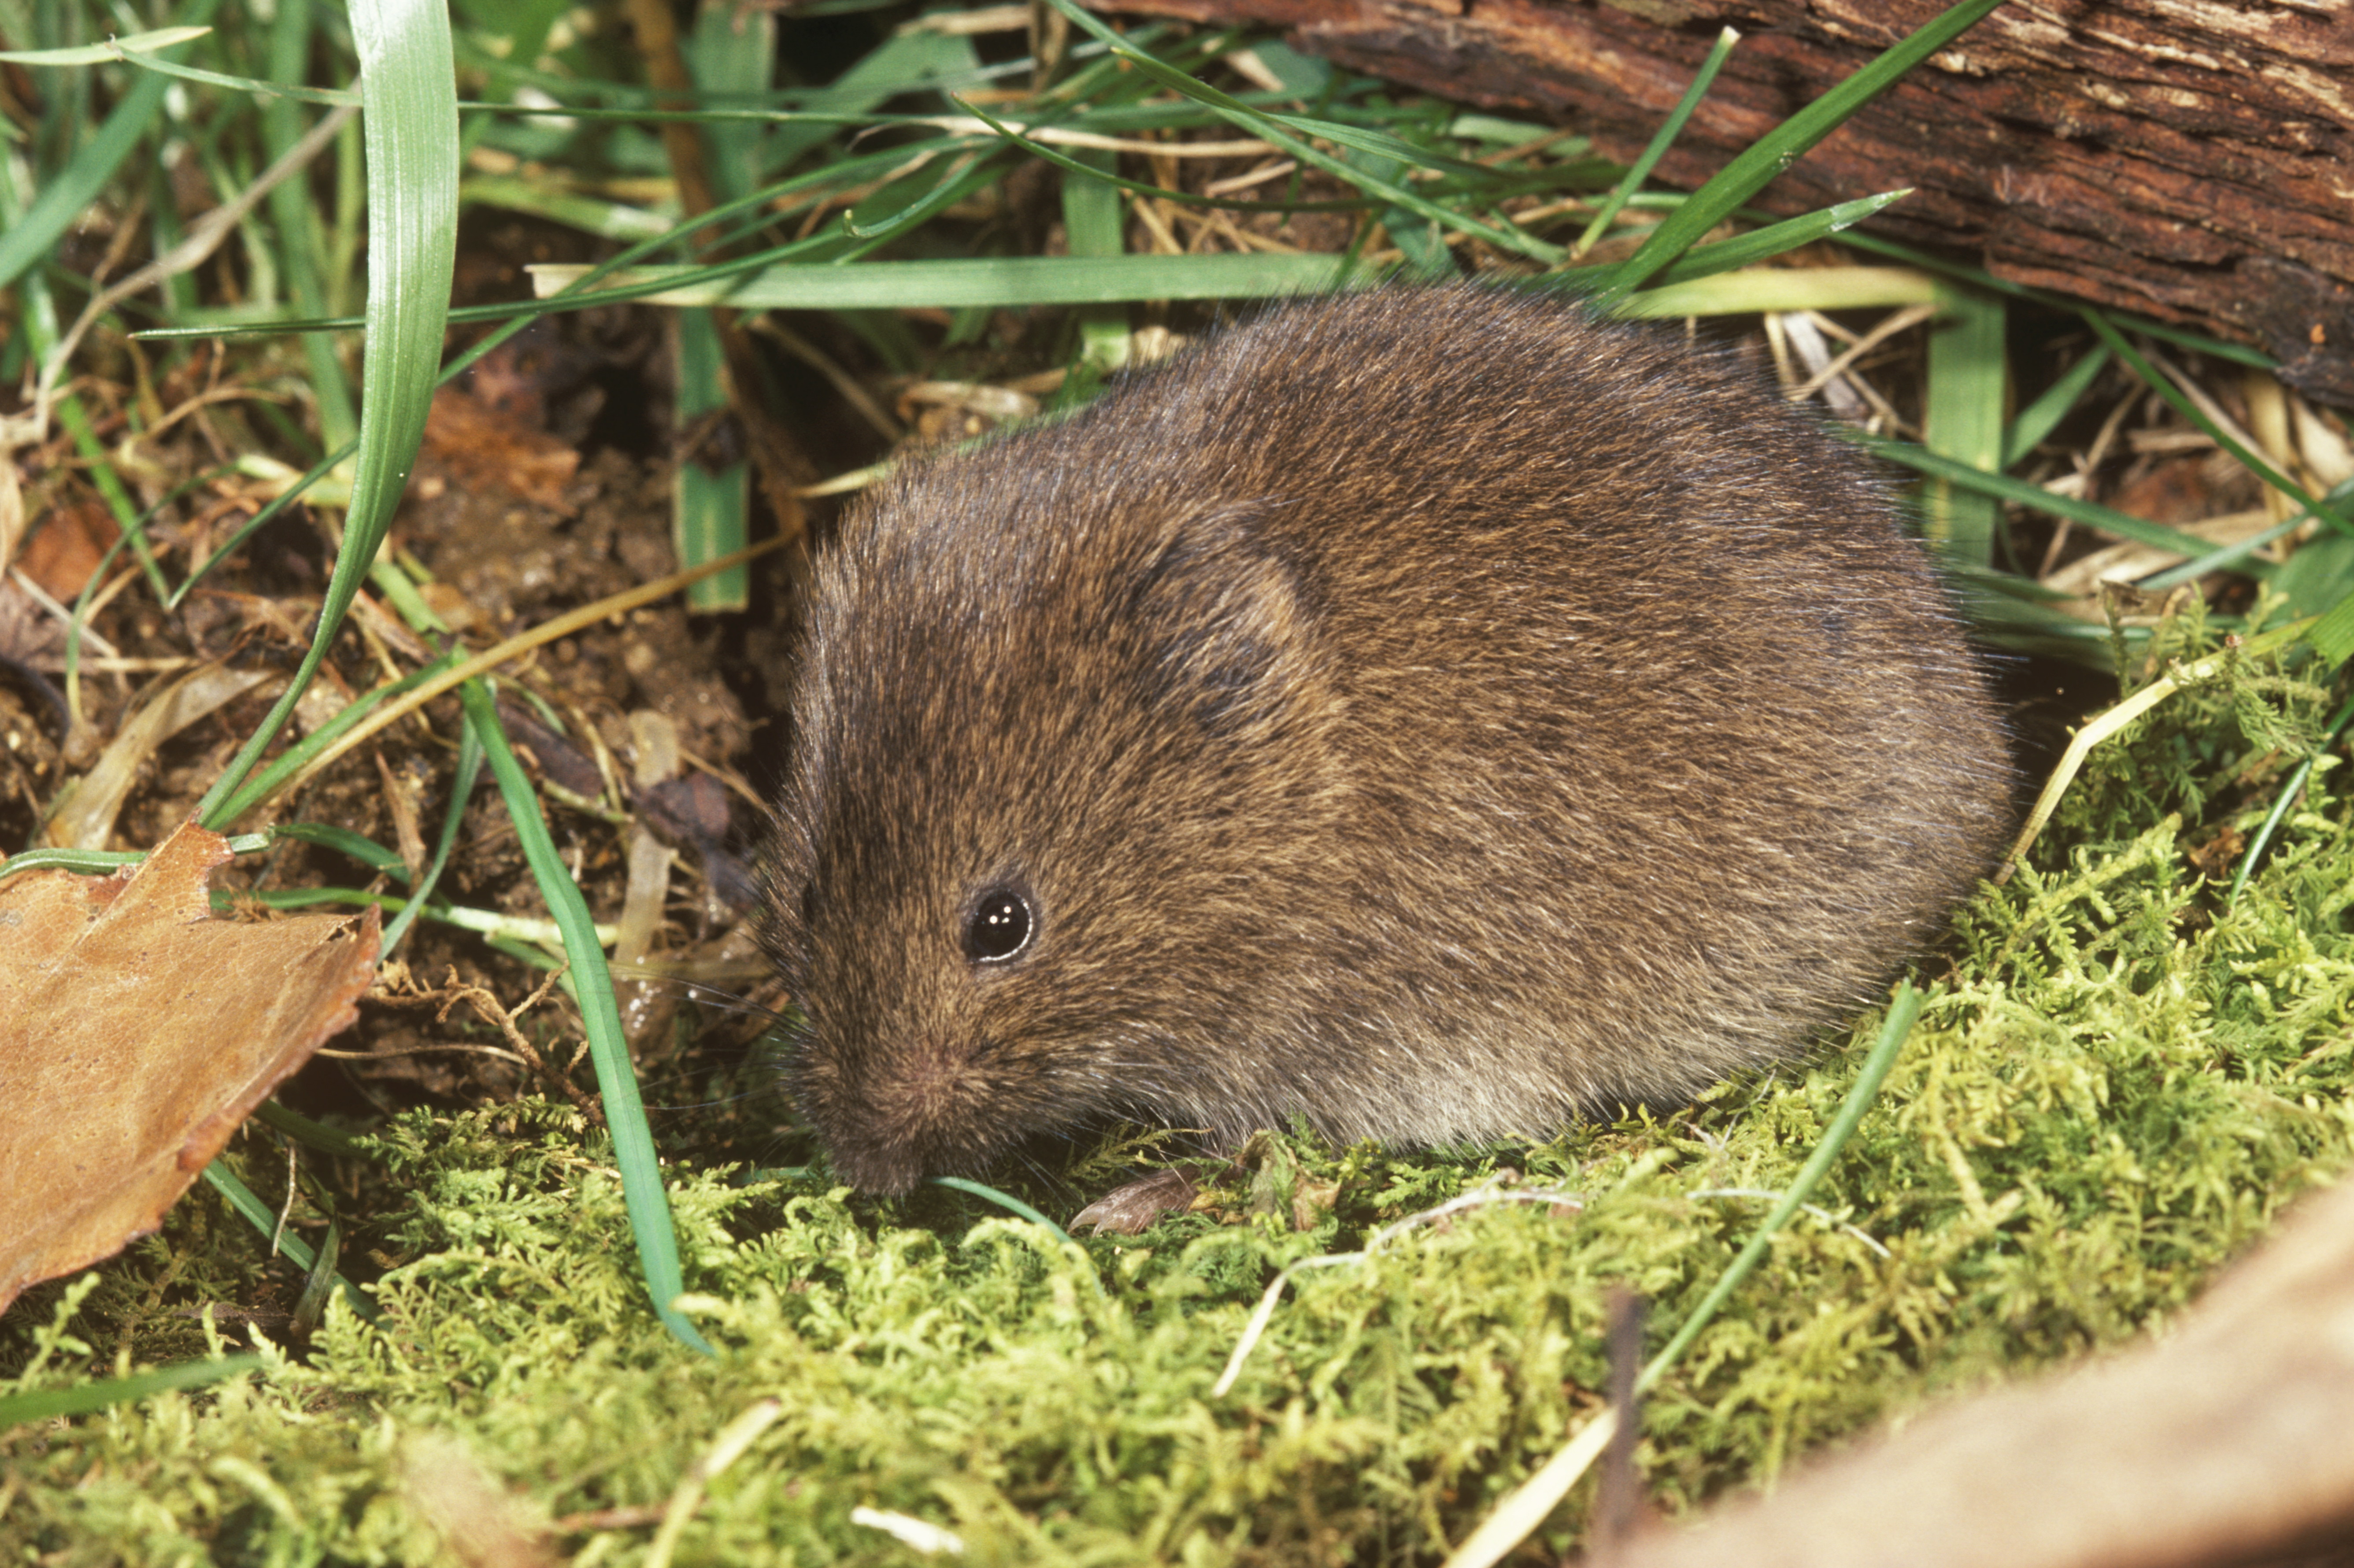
[757,438,1343,1194]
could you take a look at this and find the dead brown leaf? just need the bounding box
[0,820,379,1313]
[419,387,581,516]
[2110,453,2229,526]
[16,496,120,603]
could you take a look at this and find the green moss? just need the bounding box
[7,621,2354,1564]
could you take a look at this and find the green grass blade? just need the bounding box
[0,26,211,65]
[291,1219,346,1334]
[1862,436,2268,573]
[1944,566,2136,659]
[2133,518,2305,592]
[270,821,410,880]
[1262,112,1493,179]
[0,834,270,882]
[2002,342,2110,466]
[1924,283,2008,562]
[209,653,464,825]
[1063,147,1133,375]
[1597,190,1908,300]
[252,1100,369,1160]
[2098,316,2279,372]
[674,310,751,612]
[1348,131,1452,280]
[667,0,773,615]
[1618,263,1935,319]
[458,174,674,240]
[529,251,1362,309]
[689,0,776,201]
[196,0,459,826]
[2132,480,2354,592]
[164,137,954,343]
[929,1177,1073,1241]
[172,444,358,606]
[949,96,1371,216]
[1038,0,1561,264]
[2228,688,2354,904]
[835,147,1018,258]
[380,725,485,958]
[456,682,715,1357]
[0,1354,267,1429]
[1639,980,1922,1394]
[1592,0,2006,304]
[765,26,981,170]
[113,48,358,107]
[200,1164,374,1320]
[1575,25,1740,256]
[2081,308,2348,534]
[268,0,359,452]
[2310,588,2354,669]
[0,5,219,292]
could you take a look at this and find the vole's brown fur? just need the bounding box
[758,286,2013,1196]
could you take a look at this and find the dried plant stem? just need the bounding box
[1995,614,2316,882]
[237,537,787,823]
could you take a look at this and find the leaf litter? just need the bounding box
[0,821,378,1313]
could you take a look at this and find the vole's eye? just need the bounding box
[964,888,1035,963]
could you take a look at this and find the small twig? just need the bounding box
[313,1041,531,1065]
[135,385,296,452]
[1785,304,1934,403]
[1995,615,2315,882]
[268,1140,301,1261]
[367,964,600,1117]
[9,568,124,658]
[457,964,600,1118]
[1590,1289,1649,1562]
[1202,159,1299,198]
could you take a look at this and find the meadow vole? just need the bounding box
[757,285,2013,1196]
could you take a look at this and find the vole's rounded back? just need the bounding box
[759,286,2012,1195]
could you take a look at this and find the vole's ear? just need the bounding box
[1123,505,1321,737]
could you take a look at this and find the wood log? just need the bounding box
[1083,0,2354,406]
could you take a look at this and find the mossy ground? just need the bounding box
[7,605,2353,1563]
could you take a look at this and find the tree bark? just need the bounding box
[1085,0,2354,405]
